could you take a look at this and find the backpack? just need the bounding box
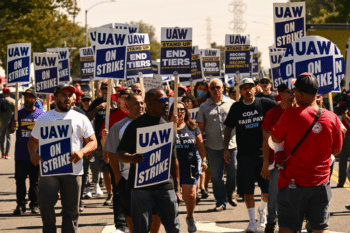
[0,97,8,112]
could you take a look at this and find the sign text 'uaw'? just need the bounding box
[135,123,174,188]
[280,36,345,95]
[160,27,192,77]
[200,49,220,78]
[114,23,139,34]
[39,120,74,176]
[93,27,129,80]
[34,53,59,94]
[7,43,31,84]
[274,2,306,49]
[47,48,70,83]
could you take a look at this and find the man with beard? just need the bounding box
[9,88,45,215]
[117,89,181,233]
[224,78,277,232]
[28,84,97,233]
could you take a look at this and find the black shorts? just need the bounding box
[237,155,269,195]
[277,183,331,232]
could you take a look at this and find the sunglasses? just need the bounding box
[133,89,142,93]
[100,87,108,91]
[177,108,186,113]
[261,82,270,84]
[158,97,169,103]
[210,86,221,91]
[82,99,91,102]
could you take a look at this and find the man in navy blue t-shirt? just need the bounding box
[9,88,44,215]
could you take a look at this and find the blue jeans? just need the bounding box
[0,126,11,155]
[207,147,237,207]
[131,189,180,233]
[267,165,280,224]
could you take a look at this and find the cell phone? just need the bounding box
[190,165,196,180]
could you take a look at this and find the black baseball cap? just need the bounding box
[23,88,37,98]
[294,72,318,95]
[53,83,76,96]
[81,93,92,100]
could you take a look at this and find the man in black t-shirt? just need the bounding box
[117,89,181,233]
[255,77,277,101]
[223,78,277,232]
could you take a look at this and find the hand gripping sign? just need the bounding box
[92,27,129,80]
[200,49,221,78]
[280,36,345,95]
[274,2,306,49]
[225,34,251,76]
[34,53,59,94]
[38,120,74,176]
[79,47,95,81]
[160,27,192,78]
[135,123,174,188]
[47,48,70,83]
[7,43,31,84]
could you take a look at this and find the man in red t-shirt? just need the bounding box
[260,83,294,232]
[271,73,343,233]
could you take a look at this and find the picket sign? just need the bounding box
[235,71,240,100]
[105,79,113,130]
[345,38,350,91]
[225,34,251,76]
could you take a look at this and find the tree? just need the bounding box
[0,0,80,74]
[128,20,161,61]
[289,0,333,23]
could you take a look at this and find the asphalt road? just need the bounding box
[1,138,349,233]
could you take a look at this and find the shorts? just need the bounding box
[237,155,269,195]
[180,169,199,186]
[277,183,332,232]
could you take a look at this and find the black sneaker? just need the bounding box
[103,194,113,206]
[264,222,276,233]
[13,205,26,215]
[201,189,209,199]
[227,194,237,207]
[345,205,350,210]
[31,206,40,214]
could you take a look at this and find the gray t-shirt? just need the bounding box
[197,97,236,150]
[104,117,132,180]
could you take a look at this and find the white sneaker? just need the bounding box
[245,220,257,233]
[258,208,267,228]
[94,184,103,197]
[186,217,197,232]
[84,188,92,199]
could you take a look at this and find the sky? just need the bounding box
[74,0,289,69]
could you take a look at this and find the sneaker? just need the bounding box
[246,221,257,233]
[84,188,92,199]
[264,222,276,233]
[94,184,103,197]
[13,205,26,215]
[31,206,40,214]
[227,194,237,207]
[201,189,209,199]
[337,182,344,188]
[258,208,267,228]
[186,217,197,232]
[4,154,10,159]
[79,202,84,212]
[214,204,226,212]
[103,194,113,206]
[345,204,350,210]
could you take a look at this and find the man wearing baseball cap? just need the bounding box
[255,77,278,102]
[271,73,343,233]
[28,83,97,232]
[0,86,15,159]
[9,87,44,215]
[224,78,277,232]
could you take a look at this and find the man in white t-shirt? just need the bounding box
[28,84,97,233]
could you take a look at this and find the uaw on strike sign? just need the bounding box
[47,48,70,82]
[38,120,73,176]
[7,43,31,84]
[269,46,286,89]
[34,53,59,94]
[280,36,345,95]
[160,27,192,77]
[274,2,305,49]
[135,123,173,188]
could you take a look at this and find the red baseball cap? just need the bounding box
[3,87,10,94]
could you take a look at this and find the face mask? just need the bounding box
[197,90,206,99]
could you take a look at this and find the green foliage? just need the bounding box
[128,20,161,61]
